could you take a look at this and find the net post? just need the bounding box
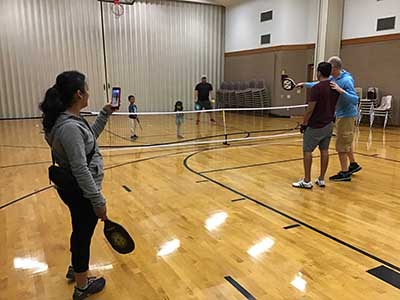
[222,109,229,145]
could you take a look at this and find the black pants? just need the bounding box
[57,189,98,273]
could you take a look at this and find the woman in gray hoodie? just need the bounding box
[40,71,114,300]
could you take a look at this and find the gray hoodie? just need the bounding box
[46,109,110,208]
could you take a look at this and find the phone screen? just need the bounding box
[111,87,121,108]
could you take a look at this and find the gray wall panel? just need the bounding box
[0,0,106,118]
[103,0,225,112]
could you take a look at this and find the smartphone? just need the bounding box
[111,87,121,108]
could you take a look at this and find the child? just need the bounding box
[174,100,184,139]
[128,95,138,140]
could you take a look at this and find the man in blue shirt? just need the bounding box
[298,56,362,182]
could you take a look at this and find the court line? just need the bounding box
[0,148,219,210]
[183,150,400,273]
[122,185,132,192]
[199,150,400,174]
[0,160,52,169]
[200,154,336,174]
[0,146,203,169]
[201,157,304,174]
[0,137,303,211]
[0,151,192,210]
[0,186,54,210]
[104,149,203,171]
[0,144,48,149]
[354,151,400,164]
[0,116,42,121]
[224,276,256,300]
[283,224,301,230]
[231,198,246,202]
[104,128,133,142]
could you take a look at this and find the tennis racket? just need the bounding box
[104,219,135,254]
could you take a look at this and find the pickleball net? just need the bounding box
[85,104,307,149]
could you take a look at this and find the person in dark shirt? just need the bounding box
[293,62,340,189]
[194,75,216,125]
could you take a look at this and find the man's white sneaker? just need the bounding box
[315,178,326,187]
[292,179,313,189]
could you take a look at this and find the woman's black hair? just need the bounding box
[174,100,183,112]
[39,71,86,133]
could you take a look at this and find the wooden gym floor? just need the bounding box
[0,115,399,300]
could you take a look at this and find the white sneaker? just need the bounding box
[292,179,313,189]
[315,178,326,187]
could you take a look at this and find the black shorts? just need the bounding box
[197,100,212,110]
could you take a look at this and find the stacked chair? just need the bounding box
[216,79,271,113]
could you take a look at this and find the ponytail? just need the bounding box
[40,86,65,133]
[39,71,86,133]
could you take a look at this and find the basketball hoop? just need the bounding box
[111,0,124,18]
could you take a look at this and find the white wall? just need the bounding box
[343,0,400,39]
[225,0,318,52]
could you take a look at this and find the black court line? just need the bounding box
[0,144,48,149]
[104,128,133,142]
[231,198,246,202]
[0,160,51,169]
[200,150,400,175]
[224,276,256,300]
[0,185,54,210]
[0,143,236,211]
[354,139,400,143]
[183,150,400,273]
[196,180,209,183]
[0,137,298,211]
[200,154,336,174]
[0,116,42,121]
[0,150,192,210]
[354,151,400,164]
[1,144,231,211]
[122,185,132,192]
[104,149,198,171]
[283,224,301,230]
[367,265,400,289]
[200,157,304,174]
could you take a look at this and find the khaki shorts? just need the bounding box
[336,117,356,152]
